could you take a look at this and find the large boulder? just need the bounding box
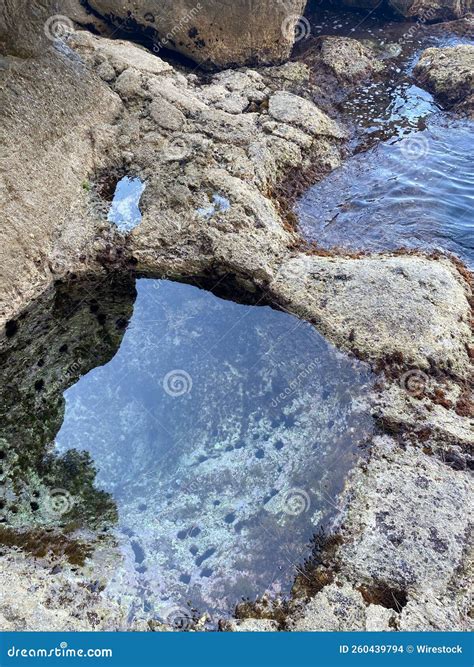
[337,0,473,21]
[86,0,308,68]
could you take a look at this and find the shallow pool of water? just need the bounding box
[297,118,474,266]
[107,176,145,232]
[46,279,373,623]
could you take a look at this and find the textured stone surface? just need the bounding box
[0,28,345,328]
[0,41,123,326]
[312,36,384,83]
[268,91,348,137]
[270,254,472,378]
[221,618,279,632]
[0,550,134,631]
[289,582,367,631]
[338,437,472,596]
[86,0,308,68]
[287,435,473,632]
[0,0,52,56]
[414,45,474,110]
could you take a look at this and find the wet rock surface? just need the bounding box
[414,44,474,110]
[307,35,384,84]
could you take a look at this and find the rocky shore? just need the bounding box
[0,0,472,632]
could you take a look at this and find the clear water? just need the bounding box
[297,118,474,267]
[294,7,474,266]
[295,6,474,145]
[107,176,145,232]
[53,279,373,623]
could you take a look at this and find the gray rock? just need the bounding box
[220,618,279,632]
[338,437,472,596]
[289,582,368,631]
[268,91,348,138]
[313,36,384,83]
[270,254,472,378]
[149,98,186,130]
[114,68,144,98]
[414,45,474,110]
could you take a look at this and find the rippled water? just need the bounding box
[294,7,474,266]
[298,119,474,266]
[49,279,373,623]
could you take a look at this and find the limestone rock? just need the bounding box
[313,36,383,83]
[0,0,53,56]
[149,98,186,130]
[0,551,132,631]
[1,9,473,635]
[414,45,474,110]
[270,254,472,378]
[288,582,367,631]
[68,29,173,75]
[268,91,348,138]
[220,618,279,632]
[340,437,472,591]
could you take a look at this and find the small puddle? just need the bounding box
[0,277,373,625]
[107,176,145,233]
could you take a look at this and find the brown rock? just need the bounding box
[86,0,309,69]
